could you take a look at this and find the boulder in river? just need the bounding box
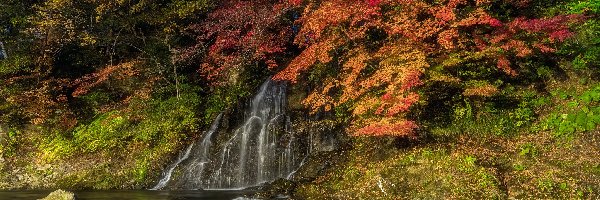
[38,189,75,200]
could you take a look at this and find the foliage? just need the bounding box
[560,17,600,70]
[180,0,295,85]
[0,129,19,157]
[566,0,600,14]
[0,0,214,127]
[269,0,587,137]
[1,0,593,139]
[539,84,600,138]
[297,115,600,199]
[0,0,599,191]
[41,89,201,161]
[296,139,505,199]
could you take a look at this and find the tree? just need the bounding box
[180,0,295,85]
[272,0,585,137]
[0,0,215,127]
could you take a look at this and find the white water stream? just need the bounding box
[153,79,307,190]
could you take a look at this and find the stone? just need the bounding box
[38,189,75,200]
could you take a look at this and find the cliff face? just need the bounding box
[0,75,349,191]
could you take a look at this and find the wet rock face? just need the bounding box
[155,80,311,190]
[249,82,352,198]
[254,149,350,199]
[153,79,350,192]
[292,120,347,152]
[286,82,349,153]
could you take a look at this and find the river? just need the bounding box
[0,189,258,200]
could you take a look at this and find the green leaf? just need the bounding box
[581,93,593,104]
[586,121,597,131]
[583,106,590,113]
[519,148,530,156]
[559,92,569,100]
[567,113,576,122]
[576,111,588,126]
[566,126,576,134]
[592,114,600,123]
[558,123,569,133]
[567,101,579,108]
[591,91,600,102]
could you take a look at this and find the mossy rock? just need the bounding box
[38,189,75,200]
[255,178,296,199]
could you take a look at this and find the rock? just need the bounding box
[254,178,296,199]
[291,149,348,183]
[292,119,348,152]
[38,189,75,200]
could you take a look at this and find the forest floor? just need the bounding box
[291,67,600,199]
[295,126,600,199]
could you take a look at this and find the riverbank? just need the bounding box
[0,189,257,200]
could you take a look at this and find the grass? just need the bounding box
[296,128,600,199]
[295,70,600,199]
[0,87,204,189]
[296,138,505,199]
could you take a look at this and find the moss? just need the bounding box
[295,138,505,199]
[0,85,207,189]
[295,122,600,199]
[39,190,75,200]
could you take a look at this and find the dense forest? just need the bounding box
[1,0,599,199]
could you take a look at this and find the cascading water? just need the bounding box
[153,79,308,190]
[152,113,223,190]
[0,41,7,60]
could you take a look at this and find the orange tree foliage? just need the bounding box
[273,0,428,137]
[270,0,585,137]
[381,0,585,76]
[71,61,141,97]
[299,42,427,137]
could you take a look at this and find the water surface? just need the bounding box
[0,190,257,200]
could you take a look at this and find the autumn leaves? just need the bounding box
[193,0,584,137]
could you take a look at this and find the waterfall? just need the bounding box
[208,79,303,189]
[152,113,223,190]
[153,79,307,190]
[0,42,7,60]
[151,143,194,190]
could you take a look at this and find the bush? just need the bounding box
[0,129,19,157]
[41,86,202,161]
[540,84,600,137]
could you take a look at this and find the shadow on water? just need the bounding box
[0,190,258,200]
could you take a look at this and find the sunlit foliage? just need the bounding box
[271,0,587,136]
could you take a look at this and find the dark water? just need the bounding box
[0,190,257,200]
